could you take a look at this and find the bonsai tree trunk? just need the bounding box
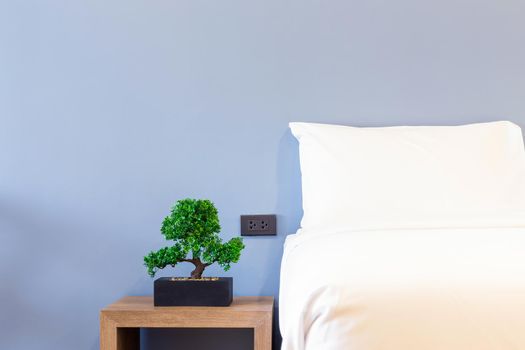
[189,259,207,279]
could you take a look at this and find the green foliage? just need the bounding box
[144,243,188,277]
[144,199,244,278]
[201,236,244,271]
[161,198,221,242]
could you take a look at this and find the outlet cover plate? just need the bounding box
[240,214,277,236]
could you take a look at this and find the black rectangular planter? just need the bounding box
[154,277,233,307]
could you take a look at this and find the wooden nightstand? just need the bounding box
[100,296,274,350]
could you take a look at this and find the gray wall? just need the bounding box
[1,0,525,349]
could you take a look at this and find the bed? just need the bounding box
[280,121,525,350]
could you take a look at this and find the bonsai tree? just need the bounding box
[144,199,244,279]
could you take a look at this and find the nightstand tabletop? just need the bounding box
[100,296,274,350]
[103,295,273,313]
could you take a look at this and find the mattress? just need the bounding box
[279,223,525,350]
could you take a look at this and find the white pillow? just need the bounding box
[290,121,525,232]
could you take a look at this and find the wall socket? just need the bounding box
[240,215,277,236]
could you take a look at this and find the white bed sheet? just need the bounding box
[280,223,525,350]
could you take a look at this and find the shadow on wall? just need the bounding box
[275,127,303,236]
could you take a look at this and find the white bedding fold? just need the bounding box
[280,223,525,350]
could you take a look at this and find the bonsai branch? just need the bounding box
[181,258,211,279]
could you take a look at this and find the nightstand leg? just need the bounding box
[100,314,139,350]
[254,315,272,350]
[100,314,116,350]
